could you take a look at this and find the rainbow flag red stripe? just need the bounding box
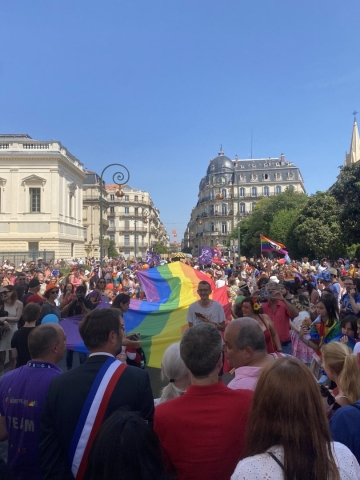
[260,235,288,255]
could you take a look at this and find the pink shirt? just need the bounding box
[262,301,291,342]
[227,367,261,391]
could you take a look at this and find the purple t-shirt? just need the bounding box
[0,362,62,480]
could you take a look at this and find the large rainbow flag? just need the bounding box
[63,263,231,368]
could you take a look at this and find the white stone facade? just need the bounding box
[106,184,170,259]
[184,149,306,255]
[0,134,86,259]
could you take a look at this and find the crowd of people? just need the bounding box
[1,254,360,478]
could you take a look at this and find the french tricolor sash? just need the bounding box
[68,357,127,480]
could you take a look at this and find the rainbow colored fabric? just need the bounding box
[260,235,288,255]
[63,263,230,368]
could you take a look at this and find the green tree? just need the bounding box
[292,192,345,259]
[331,162,360,245]
[229,189,308,256]
[108,240,118,258]
[269,209,298,246]
[153,243,168,254]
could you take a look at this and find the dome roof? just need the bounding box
[206,148,234,175]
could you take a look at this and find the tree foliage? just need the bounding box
[153,243,168,254]
[228,189,308,257]
[331,162,360,245]
[292,192,345,259]
[108,240,119,258]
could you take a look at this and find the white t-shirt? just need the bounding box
[231,442,360,480]
[187,300,226,327]
[354,342,360,355]
[215,279,226,288]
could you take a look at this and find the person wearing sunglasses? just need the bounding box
[89,279,108,306]
[38,284,61,324]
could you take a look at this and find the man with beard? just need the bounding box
[40,308,154,480]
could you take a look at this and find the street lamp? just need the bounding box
[133,208,150,259]
[99,164,130,264]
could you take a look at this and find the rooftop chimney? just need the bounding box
[280,153,285,163]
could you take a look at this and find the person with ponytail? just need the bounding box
[154,343,190,406]
[321,342,360,415]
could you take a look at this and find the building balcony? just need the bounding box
[118,242,149,249]
[107,226,116,232]
[118,226,148,233]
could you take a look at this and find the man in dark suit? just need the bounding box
[40,308,154,480]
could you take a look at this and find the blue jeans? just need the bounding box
[66,350,87,370]
[281,341,292,355]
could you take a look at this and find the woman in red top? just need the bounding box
[241,298,282,353]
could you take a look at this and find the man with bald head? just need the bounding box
[224,317,282,391]
[0,324,65,480]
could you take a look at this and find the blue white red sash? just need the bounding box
[68,357,127,479]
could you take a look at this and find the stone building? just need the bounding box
[82,170,109,259]
[105,184,169,259]
[0,134,86,259]
[184,148,305,256]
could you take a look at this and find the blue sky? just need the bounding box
[1,1,359,240]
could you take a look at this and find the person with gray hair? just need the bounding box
[155,343,190,406]
[154,323,253,480]
[0,323,65,480]
[224,317,283,391]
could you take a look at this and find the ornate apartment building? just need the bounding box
[105,184,170,259]
[184,148,305,255]
[0,134,86,258]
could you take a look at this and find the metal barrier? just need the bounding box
[0,251,56,266]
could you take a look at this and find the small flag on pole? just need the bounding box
[260,235,288,255]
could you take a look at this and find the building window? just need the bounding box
[275,172,282,180]
[110,194,115,201]
[134,195,138,201]
[221,223,227,234]
[124,219,130,229]
[223,240,227,245]
[263,186,270,196]
[109,219,114,228]
[124,207,129,215]
[110,207,115,213]
[263,173,269,180]
[251,174,258,181]
[210,190,214,200]
[210,205,215,215]
[221,189,227,198]
[210,239,214,246]
[124,235,130,246]
[125,195,129,202]
[109,234,115,242]
[222,204,227,215]
[276,186,282,194]
[211,222,215,232]
[287,185,295,191]
[251,202,256,211]
[239,174,245,182]
[29,242,39,251]
[135,207,138,216]
[30,188,41,213]
[239,187,245,197]
[240,203,245,214]
[251,187,257,197]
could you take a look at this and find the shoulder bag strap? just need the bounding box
[267,452,285,471]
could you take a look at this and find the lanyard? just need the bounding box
[27,361,54,369]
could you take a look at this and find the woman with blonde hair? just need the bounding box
[231,357,360,479]
[154,343,190,406]
[321,342,360,413]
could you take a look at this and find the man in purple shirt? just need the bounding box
[224,318,282,391]
[0,323,66,480]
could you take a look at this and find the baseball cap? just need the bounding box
[327,267,337,276]
[28,278,40,288]
[318,271,331,282]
